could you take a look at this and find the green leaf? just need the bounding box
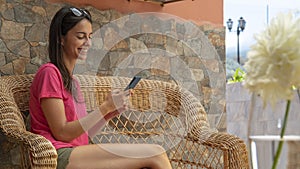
[228,68,245,83]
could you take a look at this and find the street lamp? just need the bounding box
[226,17,246,64]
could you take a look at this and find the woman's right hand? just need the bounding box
[99,89,131,119]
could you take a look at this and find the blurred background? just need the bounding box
[224,0,300,80]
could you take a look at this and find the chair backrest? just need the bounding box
[75,75,210,146]
[0,74,209,136]
[76,75,214,168]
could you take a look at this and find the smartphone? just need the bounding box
[124,76,141,91]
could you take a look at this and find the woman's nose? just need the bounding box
[84,38,92,46]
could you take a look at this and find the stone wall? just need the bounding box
[0,0,225,168]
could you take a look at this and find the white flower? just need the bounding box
[243,11,300,107]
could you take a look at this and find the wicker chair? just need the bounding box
[0,74,249,169]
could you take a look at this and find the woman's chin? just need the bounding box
[78,54,87,60]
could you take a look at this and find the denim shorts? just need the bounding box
[57,147,74,169]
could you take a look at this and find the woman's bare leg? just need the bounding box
[66,144,172,169]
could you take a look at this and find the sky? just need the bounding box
[224,0,300,56]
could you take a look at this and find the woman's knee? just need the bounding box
[146,145,171,168]
[148,144,167,154]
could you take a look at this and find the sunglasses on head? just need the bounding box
[70,7,90,18]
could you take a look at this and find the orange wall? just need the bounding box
[47,0,223,26]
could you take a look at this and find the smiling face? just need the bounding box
[61,18,93,61]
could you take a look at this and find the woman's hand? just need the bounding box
[99,89,131,119]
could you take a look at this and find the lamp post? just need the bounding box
[227,17,246,64]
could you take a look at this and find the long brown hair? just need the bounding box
[48,6,92,93]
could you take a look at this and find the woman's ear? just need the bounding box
[60,38,64,46]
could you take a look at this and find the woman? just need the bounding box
[29,6,172,169]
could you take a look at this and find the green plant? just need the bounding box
[228,68,245,83]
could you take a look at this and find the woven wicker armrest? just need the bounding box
[187,128,249,169]
[164,128,248,168]
[164,94,249,168]
[0,75,57,168]
[5,127,57,169]
[204,132,249,169]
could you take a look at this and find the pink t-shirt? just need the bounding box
[29,63,89,149]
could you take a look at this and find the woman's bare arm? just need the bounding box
[41,90,128,142]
